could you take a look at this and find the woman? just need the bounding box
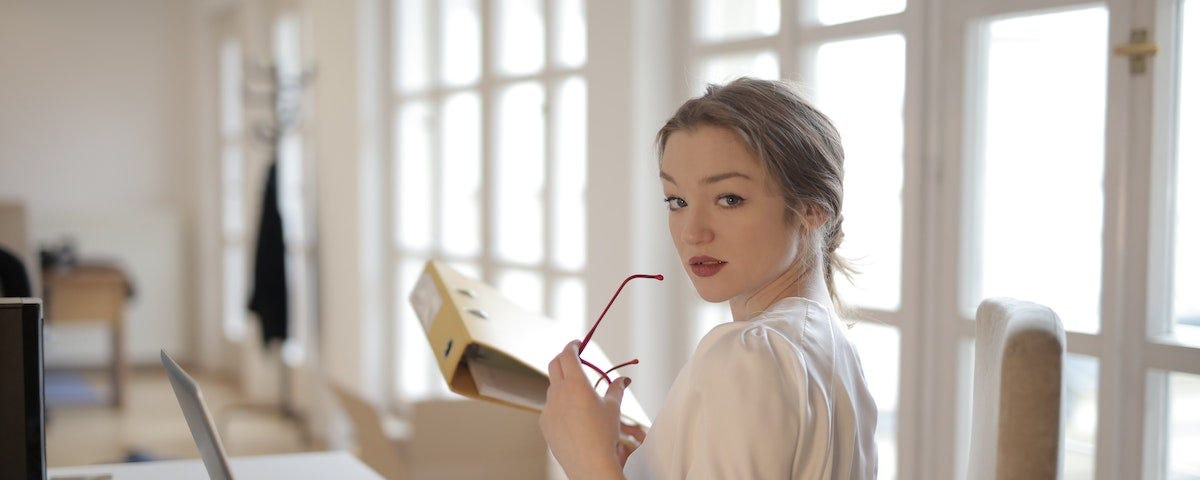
[540,77,878,479]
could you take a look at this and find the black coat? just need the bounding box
[248,161,288,345]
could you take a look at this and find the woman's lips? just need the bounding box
[689,256,726,278]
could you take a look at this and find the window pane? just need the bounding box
[396,103,434,251]
[555,0,586,68]
[272,14,302,79]
[441,0,481,85]
[221,145,244,237]
[495,83,546,264]
[553,77,587,271]
[278,133,306,243]
[495,0,545,75]
[219,40,242,137]
[1062,354,1098,478]
[814,0,904,26]
[1173,0,1200,344]
[440,93,482,257]
[813,34,905,312]
[695,0,779,42]
[972,7,1108,333]
[395,0,430,92]
[497,268,545,315]
[1167,372,1200,477]
[222,245,247,340]
[695,51,780,94]
[552,276,586,334]
[447,261,482,281]
[843,321,899,480]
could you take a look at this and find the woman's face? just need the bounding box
[660,125,804,304]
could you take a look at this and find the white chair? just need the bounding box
[967,298,1066,480]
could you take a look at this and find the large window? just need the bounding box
[378,0,1200,477]
[219,28,248,342]
[682,0,1200,478]
[686,2,913,478]
[389,0,590,401]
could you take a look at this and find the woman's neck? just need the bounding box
[729,258,834,322]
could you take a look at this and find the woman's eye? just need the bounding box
[664,196,686,210]
[718,195,744,207]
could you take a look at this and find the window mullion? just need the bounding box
[480,0,497,288]
[542,0,555,315]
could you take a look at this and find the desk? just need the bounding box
[47,451,384,480]
[43,264,129,407]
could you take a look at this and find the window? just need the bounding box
[682,0,1200,478]
[685,2,911,478]
[389,0,590,401]
[219,34,247,342]
[947,0,1200,478]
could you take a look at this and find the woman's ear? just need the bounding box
[801,204,829,232]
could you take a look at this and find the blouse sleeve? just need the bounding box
[681,323,816,479]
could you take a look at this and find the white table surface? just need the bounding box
[47,451,384,480]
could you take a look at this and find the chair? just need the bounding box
[967,298,1066,480]
[328,382,409,480]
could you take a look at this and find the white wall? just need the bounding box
[0,0,199,366]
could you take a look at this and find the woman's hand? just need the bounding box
[540,340,630,480]
[616,422,648,466]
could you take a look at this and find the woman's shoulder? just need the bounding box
[690,297,845,382]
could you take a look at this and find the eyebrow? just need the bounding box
[659,171,753,185]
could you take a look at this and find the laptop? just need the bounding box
[160,349,236,480]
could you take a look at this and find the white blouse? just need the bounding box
[623,297,877,479]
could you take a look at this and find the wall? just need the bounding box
[0,0,199,366]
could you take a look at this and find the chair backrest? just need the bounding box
[967,298,1066,480]
[328,382,408,480]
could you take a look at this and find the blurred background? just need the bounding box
[0,0,1197,478]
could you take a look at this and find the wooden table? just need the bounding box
[43,264,130,408]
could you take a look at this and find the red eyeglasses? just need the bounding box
[578,274,664,388]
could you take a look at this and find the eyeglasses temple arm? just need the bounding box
[579,274,663,353]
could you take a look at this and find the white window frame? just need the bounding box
[668,0,1200,478]
[383,0,591,406]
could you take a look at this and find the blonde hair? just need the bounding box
[656,77,855,315]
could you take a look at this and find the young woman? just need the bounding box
[540,77,878,479]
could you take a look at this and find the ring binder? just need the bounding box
[409,261,652,428]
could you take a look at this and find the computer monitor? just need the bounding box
[0,298,45,480]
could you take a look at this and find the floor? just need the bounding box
[45,367,311,468]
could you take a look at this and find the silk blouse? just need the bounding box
[622,297,878,479]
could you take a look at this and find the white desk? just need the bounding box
[47,451,384,480]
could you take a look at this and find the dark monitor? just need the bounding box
[0,298,45,480]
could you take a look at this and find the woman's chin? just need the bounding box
[692,283,732,303]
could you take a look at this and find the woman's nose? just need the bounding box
[681,210,714,245]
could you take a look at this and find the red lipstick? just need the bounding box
[688,255,726,277]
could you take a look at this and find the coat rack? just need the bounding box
[220,59,317,446]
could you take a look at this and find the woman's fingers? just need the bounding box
[554,341,586,382]
[619,422,648,443]
[604,376,630,405]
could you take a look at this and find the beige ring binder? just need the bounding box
[409,260,652,428]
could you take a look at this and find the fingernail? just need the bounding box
[623,377,632,387]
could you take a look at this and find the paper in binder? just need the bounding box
[408,260,652,428]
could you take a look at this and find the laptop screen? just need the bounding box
[0,299,45,480]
